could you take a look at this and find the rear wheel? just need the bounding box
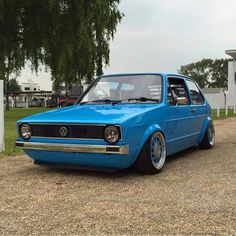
[199,121,215,149]
[135,132,167,174]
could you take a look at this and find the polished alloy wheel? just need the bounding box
[207,123,215,146]
[150,132,166,170]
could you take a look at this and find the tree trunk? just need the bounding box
[13,94,17,108]
[5,72,10,111]
[65,83,69,105]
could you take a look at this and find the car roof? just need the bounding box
[101,72,192,80]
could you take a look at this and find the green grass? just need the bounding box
[3,108,50,156]
[212,109,236,120]
[1,107,236,157]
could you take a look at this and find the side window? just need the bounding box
[186,80,205,105]
[167,77,190,105]
[167,81,175,105]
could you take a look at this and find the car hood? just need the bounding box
[18,104,162,124]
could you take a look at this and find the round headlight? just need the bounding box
[104,125,119,144]
[20,124,32,140]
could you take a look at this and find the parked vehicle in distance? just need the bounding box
[16,73,215,174]
[45,99,58,108]
[28,97,45,107]
[58,96,80,107]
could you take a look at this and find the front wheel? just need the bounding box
[199,121,215,149]
[135,132,167,174]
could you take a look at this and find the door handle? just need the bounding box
[190,108,196,113]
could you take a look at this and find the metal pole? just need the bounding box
[225,90,228,117]
[233,59,236,114]
[44,93,47,108]
[217,93,220,117]
[0,80,5,152]
[25,96,28,108]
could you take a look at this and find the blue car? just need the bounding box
[16,73,215,174]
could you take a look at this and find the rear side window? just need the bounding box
[186,80,205,105]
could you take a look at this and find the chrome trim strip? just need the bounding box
[16,141,129,155]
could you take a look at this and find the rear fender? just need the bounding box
[199,117,213,143]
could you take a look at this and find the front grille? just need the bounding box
[22,124,121,140]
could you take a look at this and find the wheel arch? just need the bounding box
[133,123,166,163]
[132,123,167,173]
[199,116,214,143]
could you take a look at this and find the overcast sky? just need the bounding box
[19,0,236,90]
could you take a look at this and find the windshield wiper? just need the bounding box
[80,97,159,105]
[112,97,159,105]
[80,99,120,105]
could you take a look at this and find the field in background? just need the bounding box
[3,108,50,156]
[1,107,236,157]
[212,108,236,119]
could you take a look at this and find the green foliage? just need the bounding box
[179,58,230,88]
[210,59,228,88]
[0,0,123,87]
[7,78,21,93]
[0,0,25,78]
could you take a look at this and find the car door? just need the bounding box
[161,77,197,155]
[185,79,208,143]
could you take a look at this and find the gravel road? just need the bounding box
[0,118,236,235]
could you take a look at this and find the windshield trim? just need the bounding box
[76,74,164,105]
[75,77,100,105]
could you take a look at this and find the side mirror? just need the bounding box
[175,97,188,105]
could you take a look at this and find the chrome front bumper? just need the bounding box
[15,141,129,155]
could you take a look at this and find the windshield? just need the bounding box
[79,74,163,104]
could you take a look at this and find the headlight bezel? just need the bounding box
[104,125,121,144]
[20,123,32,140]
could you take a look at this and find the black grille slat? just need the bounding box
[28,124,121,140]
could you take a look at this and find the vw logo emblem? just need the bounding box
[60,126,68,137]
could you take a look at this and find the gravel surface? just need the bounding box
[0,118,236,235]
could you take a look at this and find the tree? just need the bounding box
[179,59,213,88]
[0,0,123,109]
[8,78,21,108]
[179,58,230,88]
[8,78,21,93]
[210,59,228,88]
[0,1,25,109]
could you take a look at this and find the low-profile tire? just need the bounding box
[199,121,215,149]
[135,132,167,174]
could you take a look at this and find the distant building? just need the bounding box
[9,80,52,108]
[20,80,40,92]
[17,80,41,106]
[201,87,226,109]
[4,79,53,108]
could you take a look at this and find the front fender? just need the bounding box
[125,123,165,167]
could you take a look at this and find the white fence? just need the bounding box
[0,80,4,152]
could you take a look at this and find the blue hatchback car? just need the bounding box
[16,73,215,174]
